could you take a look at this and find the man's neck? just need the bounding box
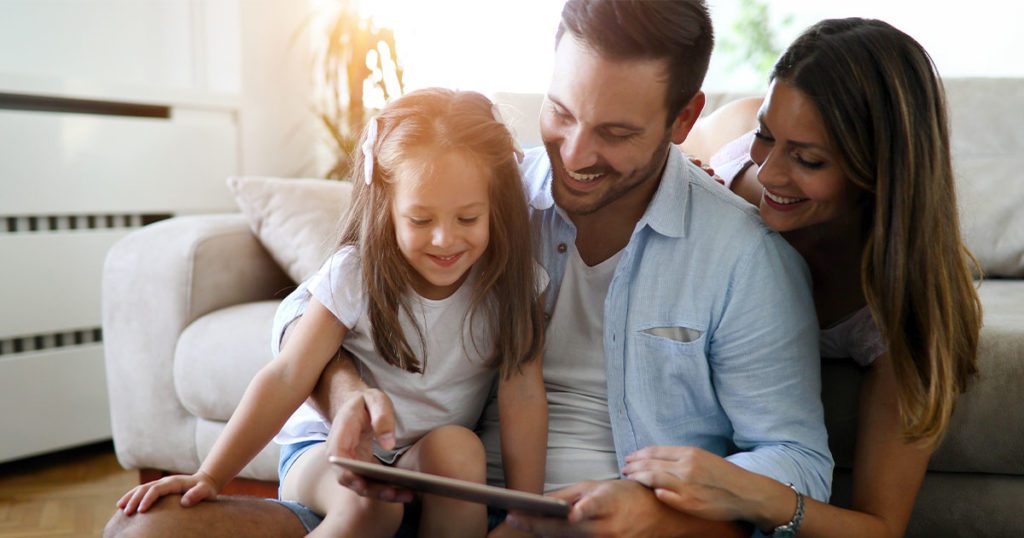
[571,155,668,266]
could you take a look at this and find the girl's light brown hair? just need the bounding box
[772,18,983,444]
[339,88,543,378]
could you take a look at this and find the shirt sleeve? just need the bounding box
[712,231,834,503]
[849,307,887,367]
[309,246,365,329]
[708,130,756,190]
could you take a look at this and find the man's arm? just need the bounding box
[711,232,833,502]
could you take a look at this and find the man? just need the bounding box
[105,1,831,536]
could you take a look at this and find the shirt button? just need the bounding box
[543,312,551,322]
[557,243,567,253]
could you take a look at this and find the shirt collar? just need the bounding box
[638,147,691,238]
[525,145,693,238]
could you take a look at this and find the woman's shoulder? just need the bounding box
[680,96,763,163]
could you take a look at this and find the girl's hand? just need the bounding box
[327,388,413,502]
[116,471,220,515]
[622,446,763,523]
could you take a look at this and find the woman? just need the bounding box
[623,18,982,537]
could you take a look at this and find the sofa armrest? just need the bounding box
[102,214,292,473]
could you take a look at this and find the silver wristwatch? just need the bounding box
[770,483,805,537]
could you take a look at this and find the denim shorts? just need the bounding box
[271,440,506,533]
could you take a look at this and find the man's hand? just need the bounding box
[326,388,414,503]
[505,479,749,538]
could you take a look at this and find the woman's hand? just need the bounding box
[622,446,776,524]
[506,479,749,538]
[687,156,724,184]
[116,470,220,515]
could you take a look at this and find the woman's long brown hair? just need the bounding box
[338,88,543,378]
[773,18,983,445]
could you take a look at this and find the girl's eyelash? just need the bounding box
[753,129,773,142]
[458,217,480,224]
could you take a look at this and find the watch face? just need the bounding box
[772,528,796,538]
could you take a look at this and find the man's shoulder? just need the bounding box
[670,160,775,247]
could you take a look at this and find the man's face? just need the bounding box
[541,35,689,219]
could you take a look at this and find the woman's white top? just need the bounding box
[819,306,886,366]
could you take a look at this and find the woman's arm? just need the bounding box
[680,96,762,164]
[623,352,932,538]
[497,354,548,495]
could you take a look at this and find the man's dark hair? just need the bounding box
[556,0,714,126]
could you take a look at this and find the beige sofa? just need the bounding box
[103,79,1024,536]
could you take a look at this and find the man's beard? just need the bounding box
[545,136,673,217]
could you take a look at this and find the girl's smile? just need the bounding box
[392,150,491,300]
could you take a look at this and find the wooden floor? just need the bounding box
[0,441,136,538]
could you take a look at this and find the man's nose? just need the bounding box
[561,127,598,172]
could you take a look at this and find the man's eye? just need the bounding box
[604,131,636,141]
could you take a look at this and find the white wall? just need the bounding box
[0,0,318,461]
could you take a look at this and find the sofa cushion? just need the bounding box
[823,279,1024,476]
[946,79,1024,277]
[930,279,1024,474]
[228,176,352,283]
[174,301,279,422]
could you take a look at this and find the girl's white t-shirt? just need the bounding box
[274,246,546,449]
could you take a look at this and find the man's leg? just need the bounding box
[103,495,307,538]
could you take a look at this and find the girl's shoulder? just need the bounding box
[308,245,367,329]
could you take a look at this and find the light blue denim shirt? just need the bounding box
[520,146,833,503]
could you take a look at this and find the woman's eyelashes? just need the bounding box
[755,129,826,170]
[793,153,826,170]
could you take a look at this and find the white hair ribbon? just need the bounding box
[362,118,378,185]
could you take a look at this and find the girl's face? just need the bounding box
[391,150,491,300]
[750,80,862,233]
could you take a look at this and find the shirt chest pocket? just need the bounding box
[629,324,717,424]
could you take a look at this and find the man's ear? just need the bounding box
[670,91,706,145]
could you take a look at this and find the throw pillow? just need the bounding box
[227,176,352,283]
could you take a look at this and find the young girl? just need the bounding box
[118,88,549,537]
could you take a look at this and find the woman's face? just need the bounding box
[750,80,863,234]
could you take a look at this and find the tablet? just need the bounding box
[328,456,570,518]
